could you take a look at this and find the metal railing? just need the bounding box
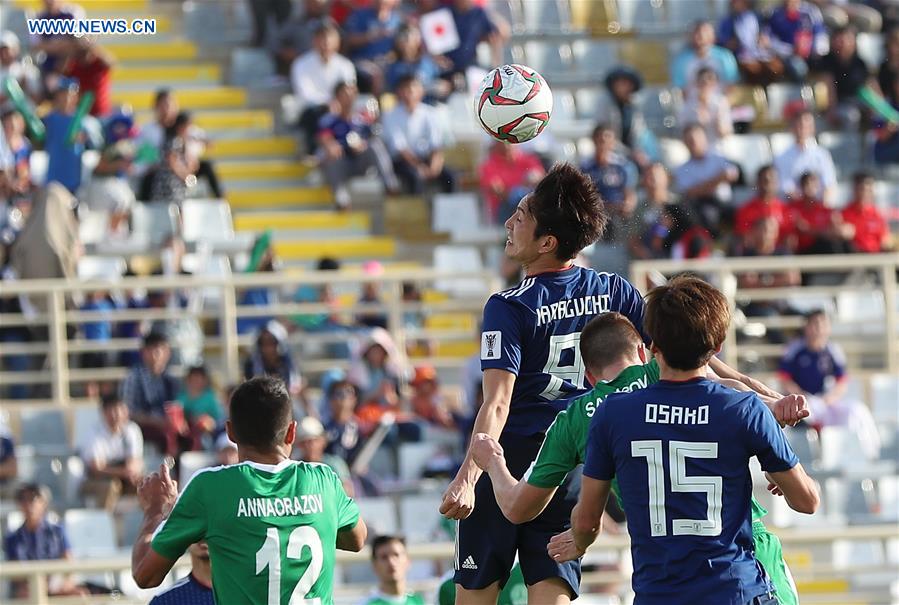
[0,269,503,406]
[0,525,896,605]
[630,253,899,373]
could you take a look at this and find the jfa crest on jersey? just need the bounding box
[480,266,646,437]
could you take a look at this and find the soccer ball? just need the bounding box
[474,64,553,144]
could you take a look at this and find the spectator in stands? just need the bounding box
[382,75,455,194]
[660,203,715,259]
[581,123,638,243]
[30,0,82,87]
[79,394,144,511]
[679,67,733,149]
[147,541,214,605]
[873,77,899,164]
[317,81,399,210]
[237,232,278,335]
[242,320,303,398]
[0,416,16,491]
[356,260,389,330]
[774,109,837,203]
[176,365,223,448]
[43,77,85,194]
[348,327,403,407]
[1,109,32,194]
[248,0,293,48]
[717,0,788,85]
[62,37,114,117]
[440,0,506,86]
[344,0,404,95]
[4,483,88,599]
[134,88,175,184]
[478,139,544,224]
[593,66,659,168]
[735,164,791,243]
[878,28,899,106]
[626,163,680,260]
[787,171,855,254]
[0,31,41,103]
[841,171,893,253]
[673,123,739,234]
[121,332,193,457]
[291,20,356,154]
[150,111,223,203]
[409,364,457,429]
[362,536,418,605]
[272,0,330,77]
[810,0,883,33]
[670,20,739,94]
[767,0,829,81]
[779,310,881,459]
[292,416,354,494]
[79,287,115,395]
[322,371,361,461]
[811,25,874,128]
[78,140,136,237]
[384,23,451,103]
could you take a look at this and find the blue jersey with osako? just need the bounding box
[480,266,646,437]
[584,378,799,605]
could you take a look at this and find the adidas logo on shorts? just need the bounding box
[461,556,478,570]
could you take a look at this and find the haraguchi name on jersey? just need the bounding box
[536,295,610,327]
[645,403,709,425]
[236,494,324,518]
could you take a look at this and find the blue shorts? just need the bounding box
[454,432,581,597]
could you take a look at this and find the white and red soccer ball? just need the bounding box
[474,64,553,144]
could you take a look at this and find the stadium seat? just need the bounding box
[718,134,773,186]
[78,209,110,246]
[551,90,578,124]
[355,497,398,536]
[77,256,127,282]
[119,508,146,549]
[398,442,439,482]
[520,0,570,33]
[784,427,819,466]
[179,451,218,484]
[181,199,235,244]
[819,426,870,472]
[432,193,485,241]
[818,131,863,177]
[856,33,884,70]
[230,47,275,88]
[768,132,794,157]
[658,137,690,168]
[614,0,658,32]
[877,475,899,522]
[19,409,68,453]
[64,508,117,557]
[825,477,876,521]
[524,40,571,76]
[129,201,180,248]
[569,40,617,78]
[836,291,885,332]
[399,493,445,543]
[871,375,899,424]
[765,83,810,123]
[663,0,715,29]
[29,150,48,186]
[574,87,603,120]
[434,245,487,297]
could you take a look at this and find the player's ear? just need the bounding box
[637,344,648,363]
[284,420,297,447]
[585,368,597,387]
[538,234,558,255]
[225,420,235,444]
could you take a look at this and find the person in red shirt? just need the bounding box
[787,171,854,254]
[477,140,545,223]
[734,164,791,240]
[63,37,114,117]
[841,171,892,253]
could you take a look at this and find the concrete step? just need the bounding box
[106,40,197,62]
[227,187,332,210]
[135,109,273,132]
[205,137,297,160]
[217,160,310,181]
[274,237,396,261]
[234,211,369,232]
[113,86,245,110]
[114,63,222,84]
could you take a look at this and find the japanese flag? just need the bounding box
[420,8,460,56]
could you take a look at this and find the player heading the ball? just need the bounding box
[132,376,367,605]
[553,276,819,605]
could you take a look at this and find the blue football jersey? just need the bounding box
[480,266,646,437]
[583,378,798,605]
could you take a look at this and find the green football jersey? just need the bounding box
[151,459,360,605]
[524,361,661,489]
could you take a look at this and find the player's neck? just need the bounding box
[598,356,643,382]
[379,579,406,597]
[238,445,290,466]
[657,356,708,382]
[523,257,573,277]
[191,563,212,589]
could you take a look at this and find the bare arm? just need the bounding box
[336,518,367,552]
[709,357,782,400]
[439,369,515,519]
[547,476,611,562]
[132,464,179,589]
[767,463,819,514]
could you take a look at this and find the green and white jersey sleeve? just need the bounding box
[151,459,360,605]
[524,360,660,488]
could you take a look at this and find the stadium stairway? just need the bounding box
[11,0,402,266]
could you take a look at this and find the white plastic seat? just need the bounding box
[78,209,110,245]
[856,32,884,70]
[356,497,398,536]
[29,150,48,186]
[72,407,102,455]
[398,442,439,482]
[181,199,234,243]
[718,134,773,185]
[64,508,117,558]
[877,475,898,521]
[569,40,616,77]
[131,201,179,246]
[769,132,794,157]
[765,83,807,122]
[574,87,603,120]
[520,0,569,32]
[19,409,68,450]
[399,493,445,543]
[552,90,578,123]
[819,426,869,472]
[432,193,483,241]
[434,245,486,297]
[230,47,275,87]
[871,375,899,424]
[179,451,218,484]
[658,137,689,168]
[77,255,126,282]
[524,40,570,75]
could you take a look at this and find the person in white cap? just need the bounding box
[0,31,40,103]
[293,416,354,495]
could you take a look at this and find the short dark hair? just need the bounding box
[528,163,607,260]
[317,257,341,271]
[333,80,355,96]
[395,74,420,90]
[371,535,406,559]
[853,171,874,187]
[580,312,644,374]
[314,18,339,37]
[187,365,209,379]
[756,164,775,182]
[591,122,614,140]
[142,332,168,348]
[229,377,293,450]
[100,393,124,409]
[798,171,818,188]
[682,122,705,137]
[804,308,827,323]
[154,88,172,106]
[16,482,50,503]
[644,275,730,371]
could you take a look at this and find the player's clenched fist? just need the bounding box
[470,433,504,471]
[439,477,475,520]
[547,529,584,563]
[138,462,178,518]
[771,393,809,427]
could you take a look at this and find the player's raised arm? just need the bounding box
[708,356,783,400]
[132,463,180,588]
